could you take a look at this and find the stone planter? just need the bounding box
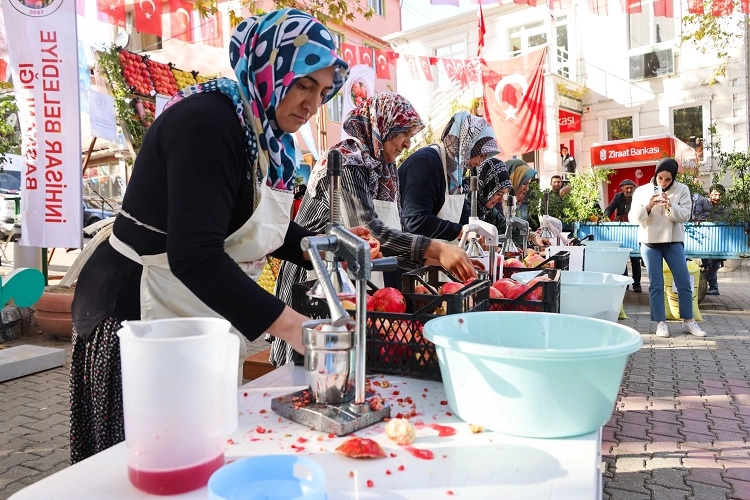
[33,284,75,339]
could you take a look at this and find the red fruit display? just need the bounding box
[363,234,380,261]
[505,258,526,268]
[372,287,406,313]
[492,278,517,296]
[506,283,530,300]
[439,282,464,295]
[118,50,155,97]
[146,59,179,97]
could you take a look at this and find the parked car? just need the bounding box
[83,196,120,232]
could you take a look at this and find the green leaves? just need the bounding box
[563,167,613,224]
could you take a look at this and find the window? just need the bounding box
[83,163,126,200]
[628,1,675,49]
[672,105,705,162]
[510,22,547,57]
[555,17,570,78]
[330,31,344,51]
[368,0,384,16]
[327,94,344,123]
[435,42,465,87]
[607,116,633,141]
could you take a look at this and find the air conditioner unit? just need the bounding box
[629,47,674,81]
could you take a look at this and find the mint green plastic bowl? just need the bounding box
[423,311,642,438]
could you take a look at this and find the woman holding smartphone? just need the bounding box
[629,158,706,338]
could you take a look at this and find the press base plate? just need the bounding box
[271,389,390,436]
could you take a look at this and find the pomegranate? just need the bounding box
[372,287,406,313]
[506,283,530,300]
[505,258,526,268]
[523,253,546,269]
[439,282,464,295]
[363,234,381,261]
[492,278,517,296]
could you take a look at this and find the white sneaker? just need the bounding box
[684,320,707,337]
[655,321,670,338]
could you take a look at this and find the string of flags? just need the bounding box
[430,0,750,17]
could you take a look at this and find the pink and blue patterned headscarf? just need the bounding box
[165,9,348,191]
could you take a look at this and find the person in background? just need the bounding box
[542,174,567,228]
[692,184,727,295]
[270,93,479,366]
[629,158,706,338]
[398,111,500,243]
[504,159,548,247]
[561,146,576,174]
[69,10,357,463]
[605,178,642,293]
[291,184,306,220]
[471,157,513,234]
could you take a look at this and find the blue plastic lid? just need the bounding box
[208,455,326,500]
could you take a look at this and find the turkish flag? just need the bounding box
[477,5,486,57]
[358,46,373,67]
[200,11,223,47]
[482,46,547,157]
[339,43,357,68]
[547,0,574,8]
[686,0,703,13]
[429,0,459,4]
[712,0,732,16]
[375,49,390,79]
[621,0,641,14]
[418,56,433,82]
[588,0,608,15]
[652,0,673,17]
[743,0,750,13]
[404,55,420,80]
[169,0,194,42]
[135,0,163,37]
[76,0,85,15]
[97,0,126,28]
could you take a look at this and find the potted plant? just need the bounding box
[33,283,75,339]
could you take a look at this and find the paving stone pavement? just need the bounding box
[0,247,748,499]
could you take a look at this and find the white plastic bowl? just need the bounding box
[581,240,623,248]
[583,247,633,274]
[423,311,642,438]
[560,271,633,322]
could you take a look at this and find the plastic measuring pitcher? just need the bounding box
[118,317,240,495]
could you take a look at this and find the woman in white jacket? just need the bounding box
[629,158,706,338]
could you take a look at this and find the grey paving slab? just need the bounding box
[1,252,749,499]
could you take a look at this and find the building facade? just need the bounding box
[387,1,747,205]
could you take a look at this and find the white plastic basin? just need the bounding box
[583,247,633,274]
[560,271,633,322]
[581,240,622,248]
[423,311,642,438]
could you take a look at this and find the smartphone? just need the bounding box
[654,185,662,196]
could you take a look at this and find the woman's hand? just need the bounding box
[424,240,477,283]
[266,306,307,355]
[348,226,382,260]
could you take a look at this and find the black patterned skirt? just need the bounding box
[69,317,125,464]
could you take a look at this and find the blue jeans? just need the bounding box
[641,243,694,322]
[701,259,723,290]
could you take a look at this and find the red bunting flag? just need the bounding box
[418,56,434,82]
[169,0,194,42]
[404,55,420,80]
[712,0,732,16]
[200,11,223,47]
[76,0,85,15]
[97,0,126,28]
[358,46,374,67]
[340,43,357,68]
[588,0,608,15]
[514,0,539,6]
[374,49,390,79]
[477,5,486,57]
[547,0,574,9]
[652,0,673,17]
[621,0,641,14]
[429,0,460,4]
[482,46,547,157]
[742,0,750,13]
[135,0,163,37]
[686,0,703,13]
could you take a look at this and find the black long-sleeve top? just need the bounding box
[72,92,314,342]
[398,146,469,240]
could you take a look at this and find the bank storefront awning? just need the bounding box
[590,134,699,171]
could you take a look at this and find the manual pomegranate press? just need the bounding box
[272,150,398,435]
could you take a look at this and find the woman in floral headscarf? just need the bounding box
[69,9,357,463]
[270,93,478,366]
[399,111,500,243]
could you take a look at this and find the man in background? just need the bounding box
[693,184,727,295]
[561,146,576,174]
[605,179,642,293]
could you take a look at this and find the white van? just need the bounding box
[0,154,22,226]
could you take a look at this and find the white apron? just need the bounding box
[433,143,466,242]
[110,180,293,383]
